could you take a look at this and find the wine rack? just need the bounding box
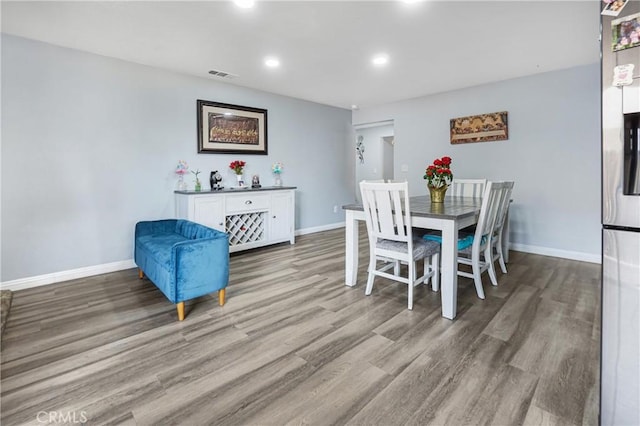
[226,212,266,246]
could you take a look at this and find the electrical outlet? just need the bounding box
[401,164,409,172]
[333,205,338,213]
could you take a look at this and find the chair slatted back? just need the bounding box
[475,181,509,243]
[493,181,515,234]
[451,179,487,199]
[360,181,411,244]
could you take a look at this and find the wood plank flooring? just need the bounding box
[0,227,601,425]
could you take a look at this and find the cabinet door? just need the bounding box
[270,191,294,243]
[193,197,225,232]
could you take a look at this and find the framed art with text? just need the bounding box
[197,100,268,155]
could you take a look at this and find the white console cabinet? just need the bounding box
[175,187,296,253]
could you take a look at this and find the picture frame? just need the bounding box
[450,111,509,144]
[612,12,640,52]
[602,0,629,17]
[197,100,268,155]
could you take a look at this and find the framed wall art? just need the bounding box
[612,12,640,52]
[602,0,629,17]
[450,111,509,144]
[197,100,268,155]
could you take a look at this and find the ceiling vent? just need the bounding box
[208,69,238,79]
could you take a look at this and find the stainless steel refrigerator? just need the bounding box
[601,1,640,424]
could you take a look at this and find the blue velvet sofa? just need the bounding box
[134,219,229,321]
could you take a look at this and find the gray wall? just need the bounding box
[1,35,353,282]
[353,64,601,260]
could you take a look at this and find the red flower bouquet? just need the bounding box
[229,160,246,175]
[423,156,453,188]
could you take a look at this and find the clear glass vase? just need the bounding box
[176,174,188,191]
[274,173,283,187]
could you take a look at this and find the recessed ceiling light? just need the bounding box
[372,54,389,66]
[265,57,280,68]
[234,0,255,9]
[400,0,422,3]
[351,105,359,110]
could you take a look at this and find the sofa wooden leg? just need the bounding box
[177,302,185,321]
[138,269,144,279]
[218,289,226,306]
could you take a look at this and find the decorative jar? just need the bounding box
[428,185,448,203]
[272,162,283,187]
[176,175,188,191]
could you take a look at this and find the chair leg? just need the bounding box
[471,251,485,300]
[423,257,431,285]
[432,253,440,292]
[486,246,499,287]
[176,302,185,321]
[365,253,376,296]
[138,268,144,279]
[497,235,508,274]
[408,262,416,310]
[218,289,226,306]
[394,260,401,276]
[498,251,508,274]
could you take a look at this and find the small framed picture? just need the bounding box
[613,64,635,86]
[612,12,640,52]
[251,174,261,188]
[602,0,629,17]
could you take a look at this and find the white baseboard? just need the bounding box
[0,224,347,292]
[1,232,600,292]
[295,222,345,236]
[1,259,136,291]
[510,243,601,264]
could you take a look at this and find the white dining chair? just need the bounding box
[490,181,515,273]
[450,178,487,199]
[456,181,510,299]
[362,179,402,274]
[360,181,440,310]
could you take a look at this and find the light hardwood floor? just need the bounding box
[1,227,600,425]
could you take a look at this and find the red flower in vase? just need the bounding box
[229,160,246,175]
[423,156,453,188]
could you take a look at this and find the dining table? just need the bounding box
[342,195,510,320]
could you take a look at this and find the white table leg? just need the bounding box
[440,221,458,320]
[345,210,359,287]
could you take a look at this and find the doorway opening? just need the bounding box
[354,120,395,202]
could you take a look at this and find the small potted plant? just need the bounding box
[423,156,453,202]
[192,169,202,191]
[229,160,246,186]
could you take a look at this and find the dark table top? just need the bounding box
[175,186,296,195]
[342,196,482,220]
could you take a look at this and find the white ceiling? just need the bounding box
[1,1,600,109]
